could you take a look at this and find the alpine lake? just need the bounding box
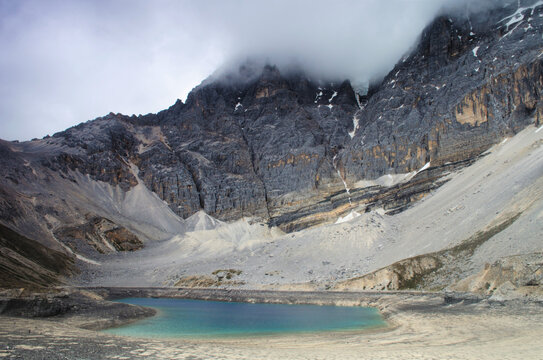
[103,297,387,338]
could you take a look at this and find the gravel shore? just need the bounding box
[1,288,542,359]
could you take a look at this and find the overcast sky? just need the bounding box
[0,0,496,141]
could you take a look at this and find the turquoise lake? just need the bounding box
[104,298,386,338]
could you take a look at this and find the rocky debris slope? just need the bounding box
[74,124,543,294]
[334,123,543,293]
[452,252,543,301]
[1,1,543,289]
[333,213,523,291]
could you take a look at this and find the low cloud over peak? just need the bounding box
[209,1,444,82]
[0,0,508,140]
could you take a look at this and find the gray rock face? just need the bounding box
[1,1,543,243]
[341,1,543,182]
[153,65,360,222]
[30,64,359,225]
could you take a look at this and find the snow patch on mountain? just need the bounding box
[335,210,361,224]
[349,116,359,139]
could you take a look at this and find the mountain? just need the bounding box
[1,0,542,291]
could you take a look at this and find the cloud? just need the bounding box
[0,0,227,140]
[204,0,448,83]
[0,0,508,140]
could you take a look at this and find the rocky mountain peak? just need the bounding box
[1,0,543,256]
[258,63,282,81]
[178,60,359,126]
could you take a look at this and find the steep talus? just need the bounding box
[1,1,543,290]
[334,124,543,292]
[74,124,543,289]
[334,213,523,291]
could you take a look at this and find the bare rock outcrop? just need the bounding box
[452,253,543,301]
[1,1,543,287]
[55,217,143,256]
[334,213,523,291]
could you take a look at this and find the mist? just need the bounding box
[0,0,507,141]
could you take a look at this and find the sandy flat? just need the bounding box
[1,296,542,360]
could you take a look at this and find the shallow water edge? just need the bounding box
[103,297,387,338]
[83,287,453,332]
[2,287,542,359]
[0,286,478,334]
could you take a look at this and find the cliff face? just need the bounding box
[150,65,359,221]
[341,2,543,182]
[1,1,543,253]
[24,64,360,228]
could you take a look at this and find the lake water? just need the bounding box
[103,298,386,338]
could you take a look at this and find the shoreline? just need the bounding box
[102,296,393,340]
[85,286,450,316]
[1,287,543,359]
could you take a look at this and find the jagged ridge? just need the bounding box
[1,0,543,287]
